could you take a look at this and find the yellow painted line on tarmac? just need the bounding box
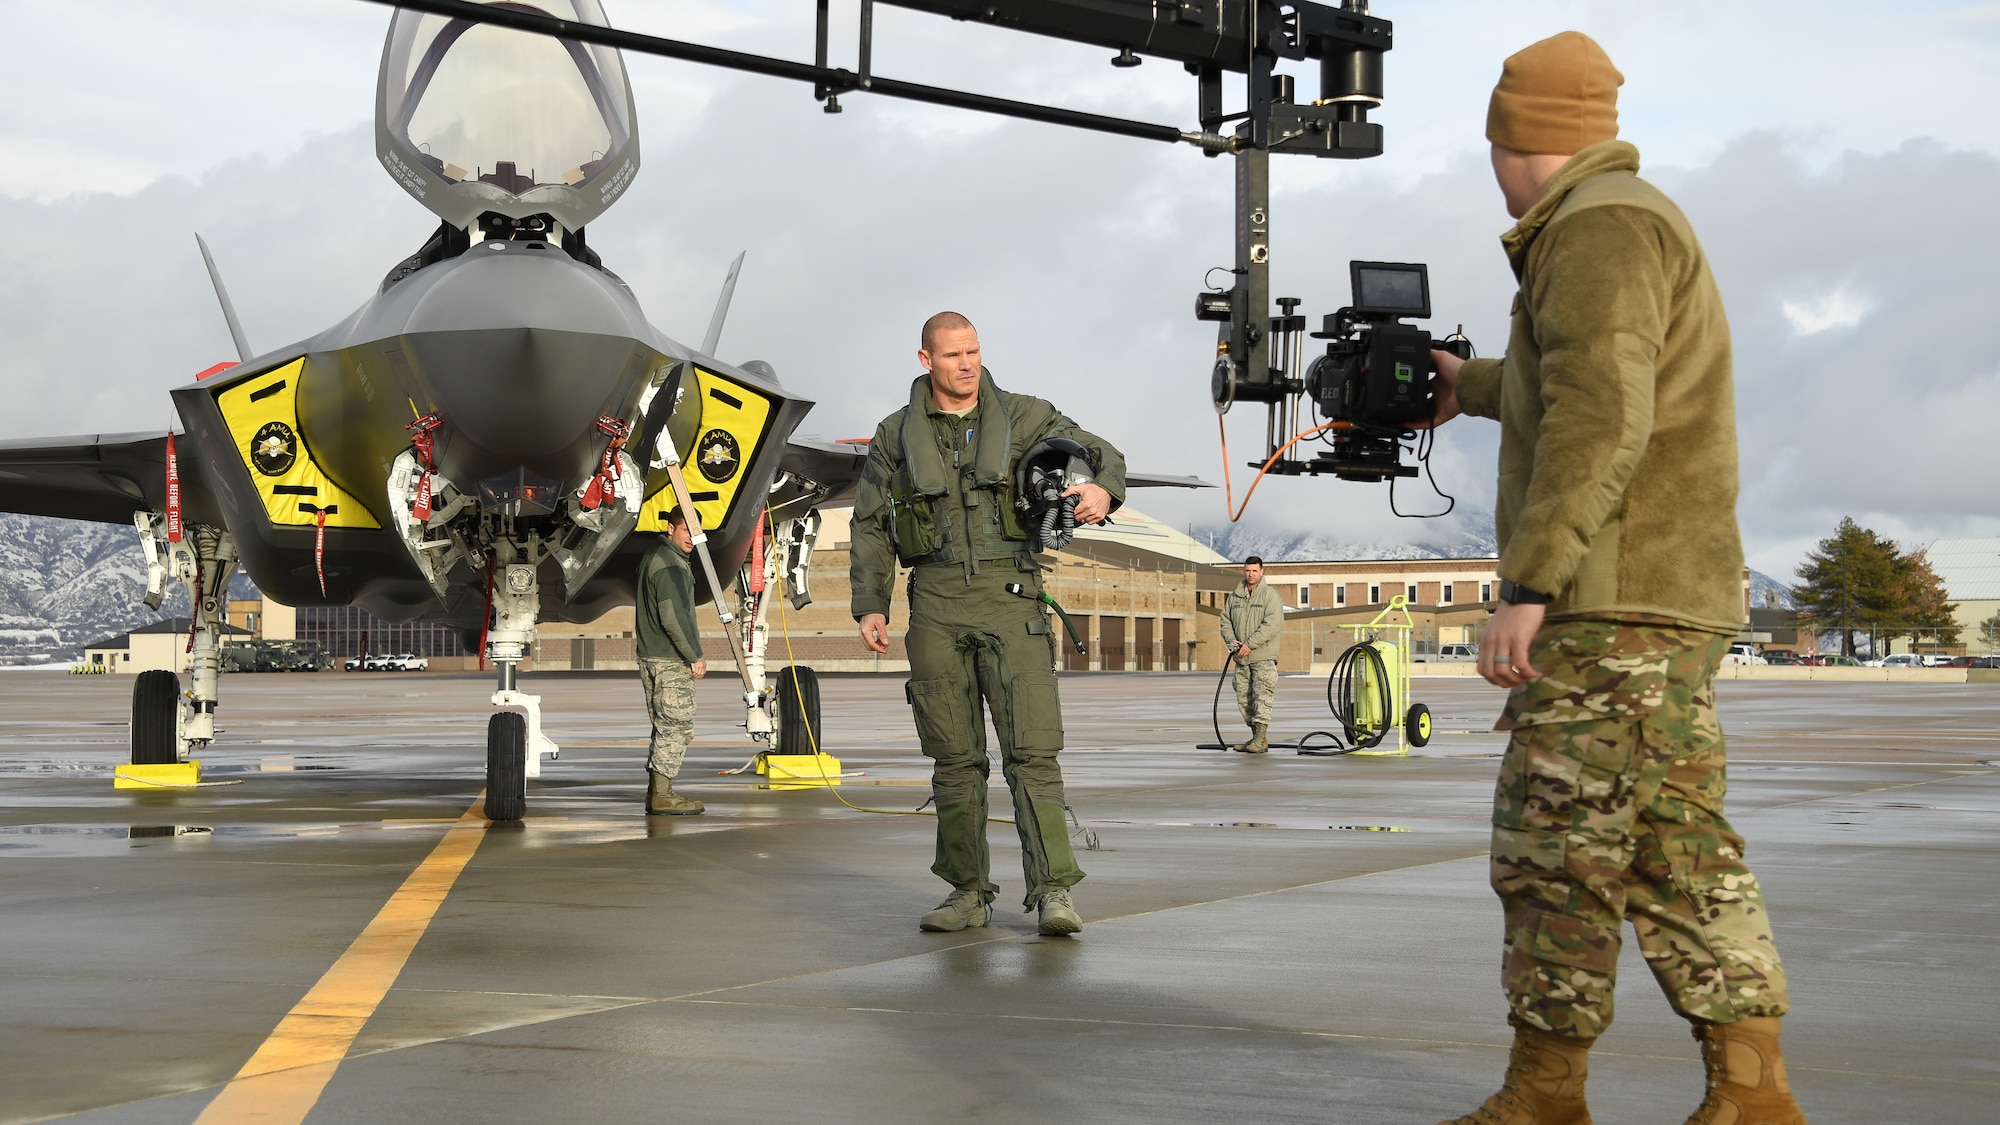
[193,797,490,1125]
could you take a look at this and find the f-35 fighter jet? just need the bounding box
[0,1,863,819]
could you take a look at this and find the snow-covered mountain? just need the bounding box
[0,514,253,666]
[1196,509,1500,564]
[1198,509,1794,606]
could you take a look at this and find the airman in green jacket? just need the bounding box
[852,311,1125,936]
[1220,555,1284,752]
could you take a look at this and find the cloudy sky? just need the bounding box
[3,0,1997,578]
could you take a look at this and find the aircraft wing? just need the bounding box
[1124,472,1214,489]
[774,437,871,510]
[771,437,1211,513]
[0,431,185,525]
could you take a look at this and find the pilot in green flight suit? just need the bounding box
[852,311,1125,936]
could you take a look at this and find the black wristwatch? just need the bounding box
[1498,579,1553,606]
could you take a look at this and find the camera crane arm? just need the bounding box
[357,0,1411,503]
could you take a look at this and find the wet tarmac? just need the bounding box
[2,669,1995,1123]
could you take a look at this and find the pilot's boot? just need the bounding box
[1438,1024,1593,1125]
[646,772,704,816]
[1243,724,1270,754]
[919,888,992,932]
[1685,1017,1806,1125]
[1035,887,1082,935]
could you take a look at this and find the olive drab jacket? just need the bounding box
[1455,140,1745,634]
[849,368,1127,622]
[1220,579,1285,665]
[635,539,704,663]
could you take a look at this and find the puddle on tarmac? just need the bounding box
[0,756,345,778]
[0,812,757,856]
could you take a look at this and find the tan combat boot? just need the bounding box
[1244,724,1270,754]
[1439,1025,1593,1125]
[1686,1017,1806,1125]
[645,773,705,816]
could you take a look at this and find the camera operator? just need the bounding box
[1424,32,1805,1125]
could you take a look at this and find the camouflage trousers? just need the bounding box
[1233,658,1277,729]
[1490,621,1790,1039]
[639,657,696,780]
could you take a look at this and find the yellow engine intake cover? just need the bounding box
[214,359,379,529]
[639,364,775,534]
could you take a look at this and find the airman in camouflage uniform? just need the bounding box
[1425,31,1805,1125]
[1220,555,1284,753]
[636,507,707,815]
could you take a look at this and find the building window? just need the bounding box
[1481,582,1493,602]
[1299,586,1310,607]
[1406,583,1418,602]
[1336,585,1346,606]
[1443,584,1454,604]
[1368,584,1380,604]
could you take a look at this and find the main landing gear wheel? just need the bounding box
[772,665,822,757]
[131,670,181,765]
[1404,703,1433,748]
[485,712,527,821]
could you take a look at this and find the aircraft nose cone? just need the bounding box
[383,244,661,488]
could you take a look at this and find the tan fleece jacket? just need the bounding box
[1456,140,1745,633]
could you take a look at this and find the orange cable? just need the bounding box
[1218,416,1350,522]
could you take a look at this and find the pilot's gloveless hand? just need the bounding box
[1063,482,1113,525]
[691,658,707,680]
[858,613,891,654]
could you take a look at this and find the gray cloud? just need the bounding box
[0,63,1994,579]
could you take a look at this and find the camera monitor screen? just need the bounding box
[1350,261,1431,319]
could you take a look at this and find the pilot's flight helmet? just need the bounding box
[376,1,641,233]
[1015,437,1097,551]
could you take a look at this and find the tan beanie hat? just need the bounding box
[1486,31,1623,155]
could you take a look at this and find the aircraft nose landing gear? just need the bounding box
[484,545,559,821]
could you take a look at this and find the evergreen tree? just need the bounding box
[1980,610,2000,655]
[1791,517,1900,656]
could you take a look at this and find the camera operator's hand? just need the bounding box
[1478,601,1544,689]
[858,613,891,654]
[1417,347,1465,429]
[1063,481,1113,525]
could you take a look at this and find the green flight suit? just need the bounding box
[851,368,1126,908]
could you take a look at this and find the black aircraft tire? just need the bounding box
[772,666,822,757]
[1404,703,1434,748]
[485,712,528,821]
[131,670,181,765]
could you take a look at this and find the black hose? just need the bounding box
[1318,641,1393,751]
[1198,649,1239,750]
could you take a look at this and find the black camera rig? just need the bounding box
[1205,260,1469,485]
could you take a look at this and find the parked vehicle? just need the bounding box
[1761,650,1803,666]
[1941,655,1978,668]
[1817,654,1862,667]
[1878,654,1926,669]
[1723,643,1766,666]
[1417,644,1479,662]
[1965,656,2000,669]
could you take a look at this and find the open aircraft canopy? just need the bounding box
[376,0,640,230]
